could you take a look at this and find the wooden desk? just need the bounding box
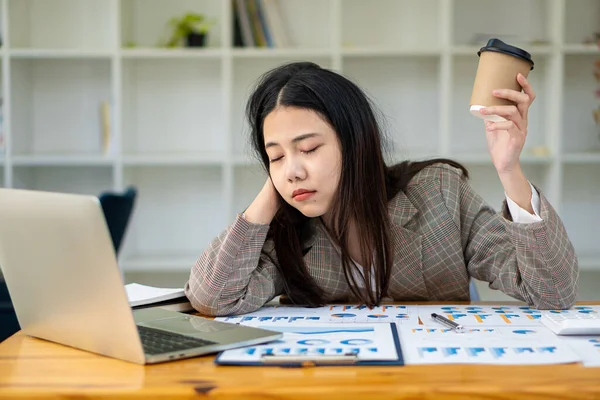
[1,302,599,400]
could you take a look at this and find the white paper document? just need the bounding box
[124,283,185,307]
[216,323,400,364]
[398,325,582,365]
[418,305,600,327]
[559,336,600,367]
[215,304,419,325]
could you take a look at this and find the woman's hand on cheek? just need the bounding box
[242,177,281,224]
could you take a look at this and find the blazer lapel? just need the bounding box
[302,190,428,301]
[387,190,429,300]
[303,220,348,298]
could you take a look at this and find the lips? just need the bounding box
[292,189,315,198]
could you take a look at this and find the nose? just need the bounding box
[285,156,307,183]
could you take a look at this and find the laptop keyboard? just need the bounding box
[137,325,217,355]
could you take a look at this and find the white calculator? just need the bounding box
[540,310,600,335]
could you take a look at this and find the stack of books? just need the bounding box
[232,0,291,48]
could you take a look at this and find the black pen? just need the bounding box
[431,313,465,333]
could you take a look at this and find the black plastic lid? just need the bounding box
[478,38,534,70]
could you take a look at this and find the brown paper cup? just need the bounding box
[469,39,534,122]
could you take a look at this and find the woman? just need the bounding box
[185,61,578,316]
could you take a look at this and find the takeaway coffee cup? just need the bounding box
[469,38,534,122]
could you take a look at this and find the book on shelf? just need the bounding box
[125,283,194,313]
[233,0,290,48]
[100,100,113,156]
[0,97,4,152]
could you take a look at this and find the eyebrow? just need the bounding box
[265,133,321,149]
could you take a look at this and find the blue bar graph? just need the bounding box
[465,347,485,357]
[514,347,534,354]
[442,347,461,357]
[538,347,557,353]
[447,313,467,320]
[490,347,507,358]
[418,347,438,357]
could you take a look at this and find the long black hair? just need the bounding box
[246,61,467,307]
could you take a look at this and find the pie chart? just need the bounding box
[512,330,536,335]
[367,314,388,319]
[330,313,357,318]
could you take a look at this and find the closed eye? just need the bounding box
[301,146,320,155]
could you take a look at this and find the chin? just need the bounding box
[295,204,327,218]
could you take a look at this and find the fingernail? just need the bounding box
[480,108,486,114]
[492,90,500,95]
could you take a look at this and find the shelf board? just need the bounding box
[561,152,600,164]
[451,44,552,56]
[120,47,223,59]
[562,44,600,55]
[122,153,227,166]
[11,154,114,166]
[578,252,600,271]
[341,47,440,57]
[9,48,113,59]
[231,47,331,58]
[119,254,198,272]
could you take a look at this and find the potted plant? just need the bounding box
[165,12,215,48]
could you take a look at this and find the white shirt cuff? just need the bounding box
[505,182,543,223]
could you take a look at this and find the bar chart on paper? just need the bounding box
[418,305,600,327]
[215,323,401,365]
[398,326,582,365]
[559,337,600,367]
[216,304,419,325]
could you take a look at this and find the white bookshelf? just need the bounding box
[0,0,599,272]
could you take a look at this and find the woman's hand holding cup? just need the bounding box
[480,73,536,175]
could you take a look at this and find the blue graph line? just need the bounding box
[261,326,374,334]
[297,339,330,346]
[340,339,372,346]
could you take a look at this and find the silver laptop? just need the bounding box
[0,188,282,365]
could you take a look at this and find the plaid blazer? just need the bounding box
[185,164,579,316]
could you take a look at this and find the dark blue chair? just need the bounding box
[0,186,137,342]
[98,186,137,255]
[469,279,481,301]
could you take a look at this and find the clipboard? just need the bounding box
[214,322,404,367]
